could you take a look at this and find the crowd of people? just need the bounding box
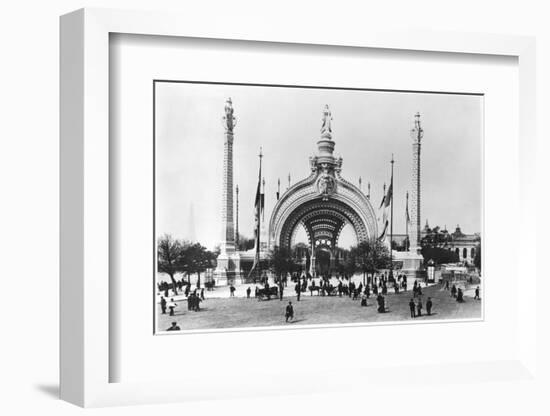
[160,270,481,329]
[160,287,206,317]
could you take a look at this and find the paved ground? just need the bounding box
[157,282,482,332]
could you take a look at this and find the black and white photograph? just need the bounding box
[154,81,483,333]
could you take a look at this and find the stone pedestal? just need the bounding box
[394,250,424,281]
[215,252,242,285]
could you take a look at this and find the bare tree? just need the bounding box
[157,234,183,295]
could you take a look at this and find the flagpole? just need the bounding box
[390,154,394,281]
[258,147,263,283]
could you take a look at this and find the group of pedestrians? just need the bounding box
[160,297,179,316]
[409,297,433,318]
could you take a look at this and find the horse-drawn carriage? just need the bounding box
[256,286,279,300]
[308,283,338,296]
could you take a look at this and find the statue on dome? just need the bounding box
[320,105,332,137]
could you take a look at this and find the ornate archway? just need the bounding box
[268,105,378,267]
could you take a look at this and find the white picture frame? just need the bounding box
[60,8,537,407]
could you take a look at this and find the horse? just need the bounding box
[308,285,322,296]
[256,286,279,300]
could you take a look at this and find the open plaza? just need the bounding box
[157,275,482,331]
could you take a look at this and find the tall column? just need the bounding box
[409,112,423,254]
[215,98,240,284]
[220,98,236,254]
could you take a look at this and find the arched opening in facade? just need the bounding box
[267,104,378,278]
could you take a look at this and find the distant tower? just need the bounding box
[409,112,423,253]
[215,98,241,284]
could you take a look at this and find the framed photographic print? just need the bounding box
[60,8,537,407]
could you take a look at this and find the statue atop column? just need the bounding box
[223,97,236,133]
[410,112,423,143]
[320,104,333,138]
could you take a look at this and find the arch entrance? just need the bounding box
[268,105,378,277]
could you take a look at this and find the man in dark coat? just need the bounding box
[160,296,167,314]
[377,294,385,313]
[426,297,433,315]
[285,301,294,322]
[474,286,480,300]
[451,284,457,298]
[456,288,464,303]
[416,299,423,317]
[409,299,416,318]
[246,286,251,298]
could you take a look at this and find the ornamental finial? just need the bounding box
[321,104,333,139]
[410,111,423,143]
[223,97,236,133]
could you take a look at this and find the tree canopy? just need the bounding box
[269,246,294,279]
[157,235,217,288]
[348,240,391,277]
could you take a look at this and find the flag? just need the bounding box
[379,194,385,209]
[378,219,389,241]
[384,180,393,208]
[248,158,263,279]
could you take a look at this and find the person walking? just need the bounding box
[246,286,251,299]
[377,294,385,313]
[229,285,236,297]
[451,284,457,298]
[285,301,294,322]
[361,293,368,307]
[474,286,480,300]
[200,288,205,301]
[409,299,416,318]
[456,288,464,303]
[160,296,167,314]
[426,297,433,316]
[416,299,423,317]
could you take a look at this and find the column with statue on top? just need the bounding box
[394,112,424,280]
[214,98,241,285]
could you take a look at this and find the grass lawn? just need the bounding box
[158,283,482,332]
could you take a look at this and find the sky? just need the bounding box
[155,82,482,251]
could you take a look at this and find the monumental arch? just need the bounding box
[268,106,378,272]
